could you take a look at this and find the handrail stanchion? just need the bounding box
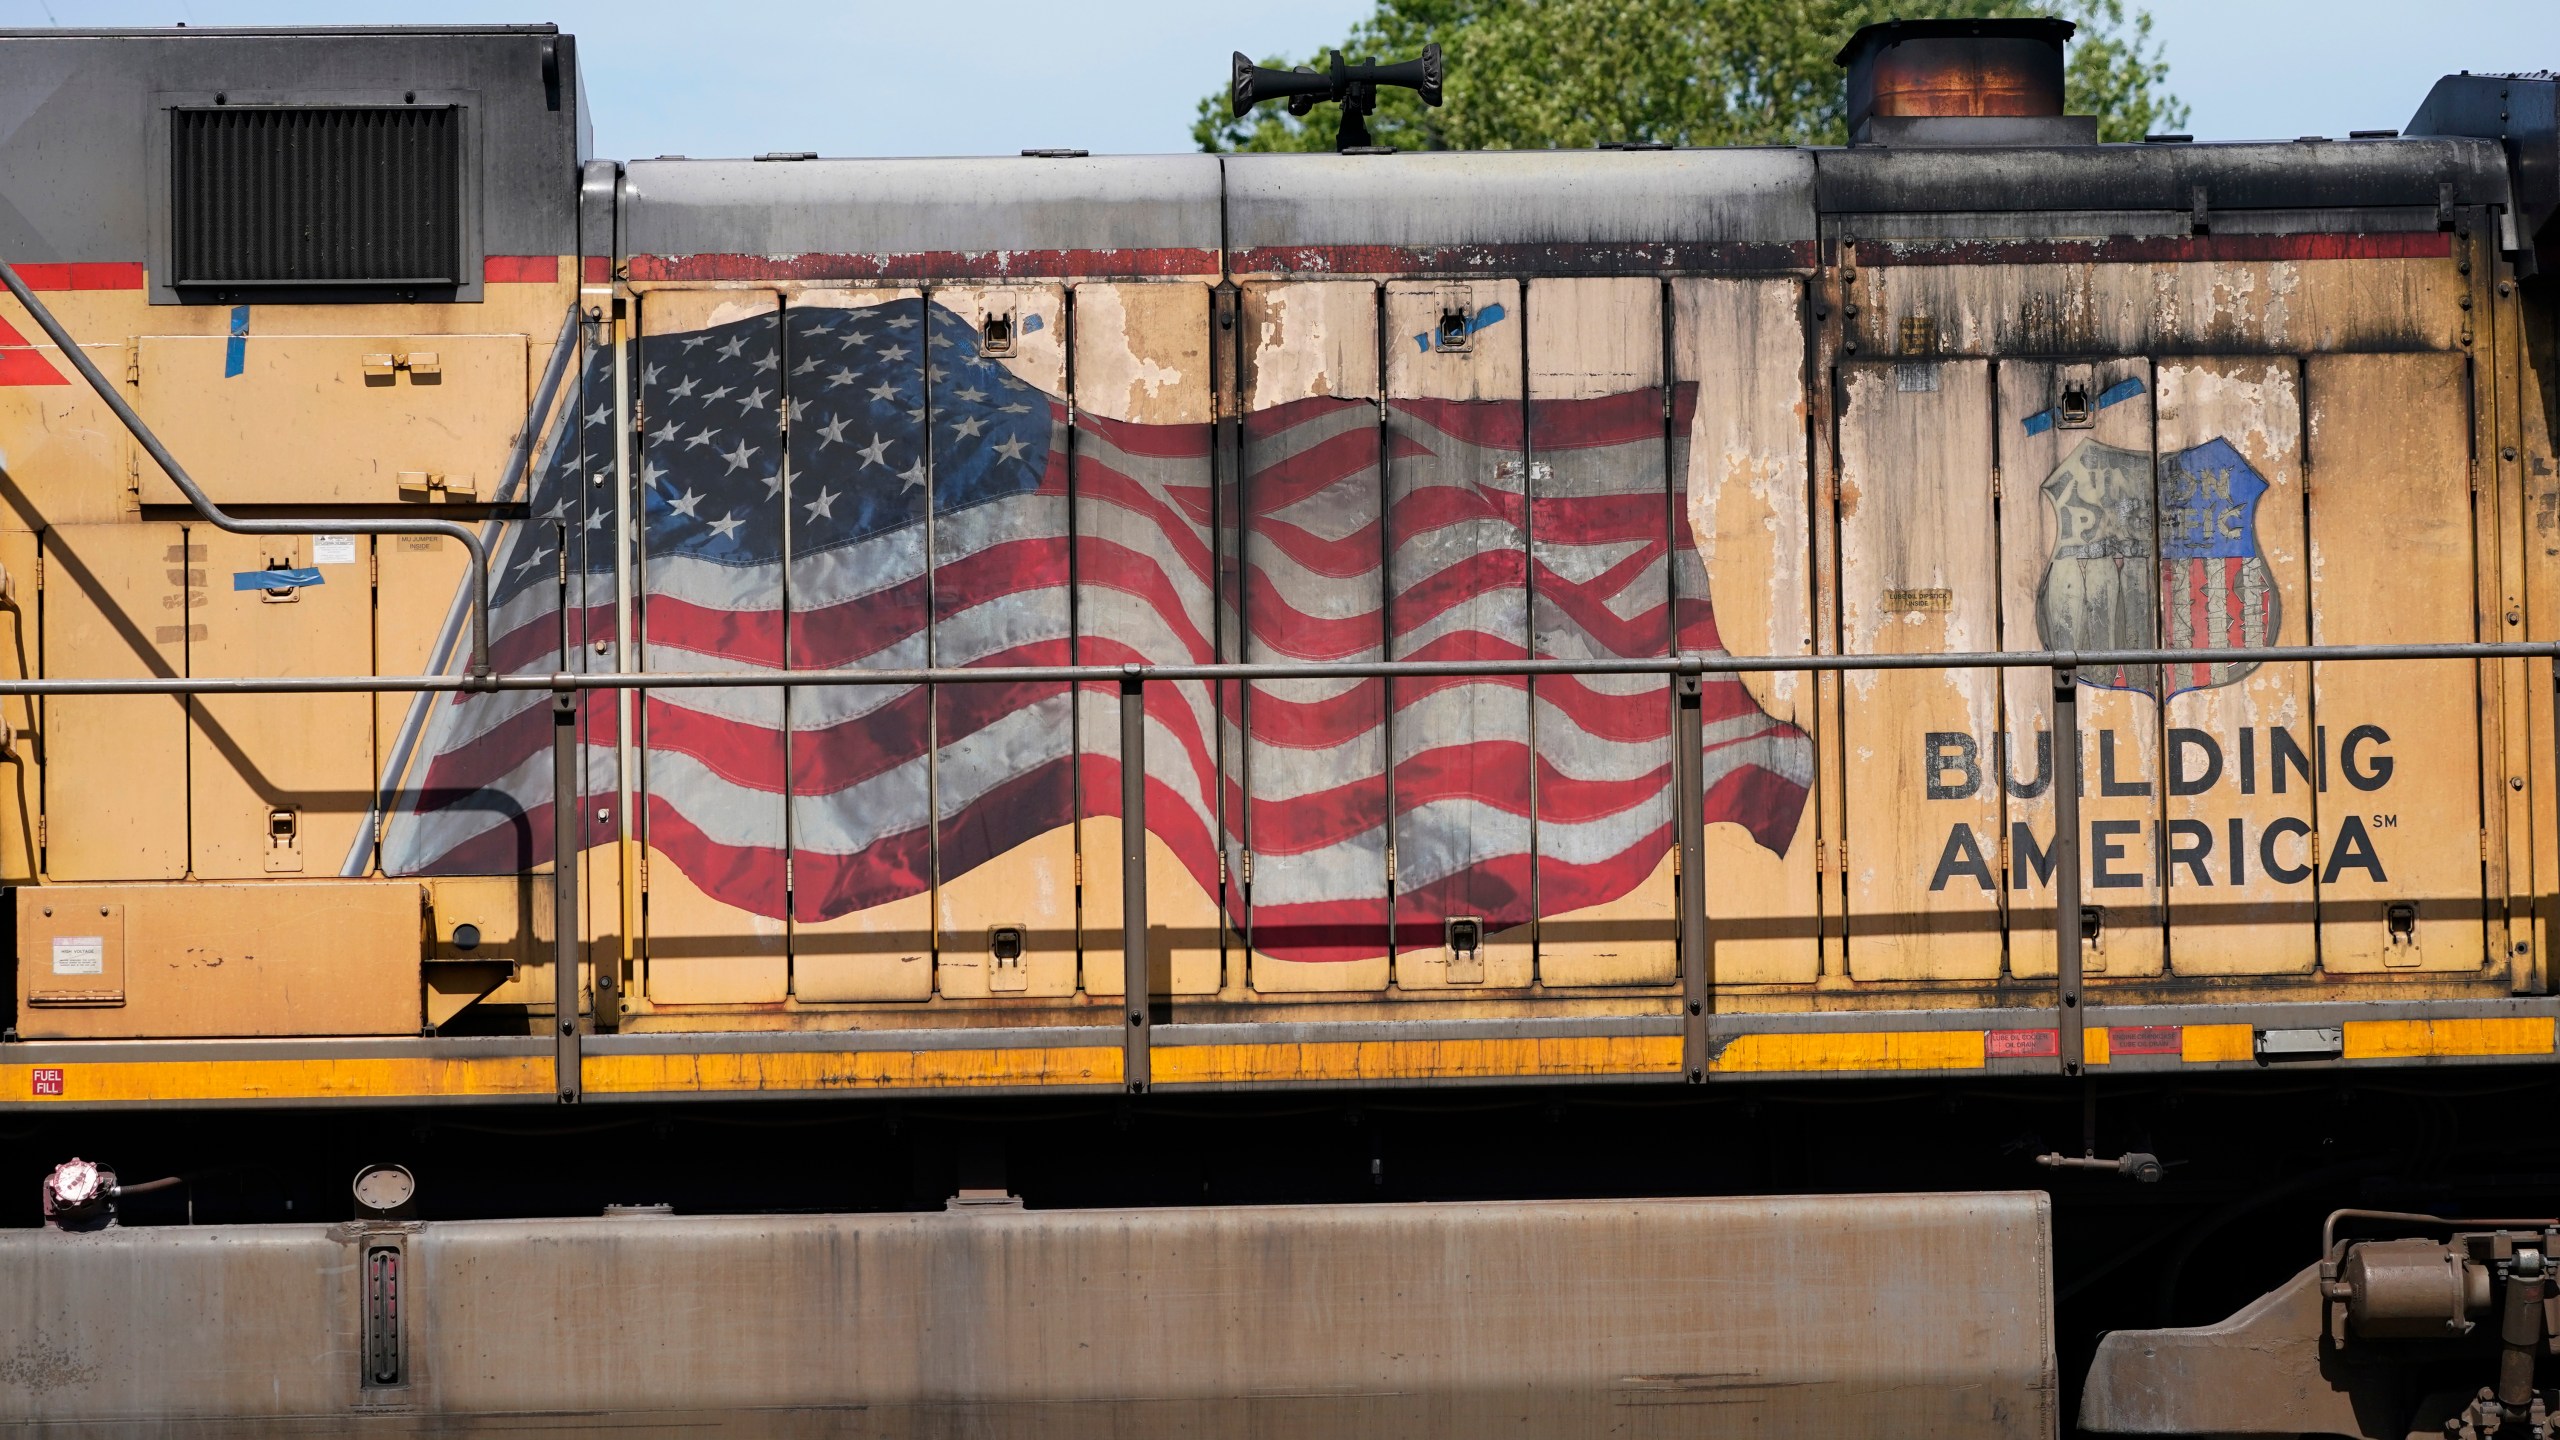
[2052,664,2086,1076]
[1121,665,1152,1093]
[552,672,583,1103]
[1675,658,1711,1082]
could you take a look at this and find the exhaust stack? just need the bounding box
[1837,18,2095,146]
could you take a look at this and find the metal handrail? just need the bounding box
[17,638,2555,1102]
[0,639,2546,695]
[0,257,502,676]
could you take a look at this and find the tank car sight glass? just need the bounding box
[1230,43,1443,152]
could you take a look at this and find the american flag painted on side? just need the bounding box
[382,297,1811,964]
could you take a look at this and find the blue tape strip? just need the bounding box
[233,567,323,591]
[1020,312,1044,333]
[1412,300,1511,352]
[2021,375,2148,434]
[223,304,249,377]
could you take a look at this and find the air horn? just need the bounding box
[1230,43,1443,152]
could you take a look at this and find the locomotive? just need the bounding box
[2,17,2557,1438]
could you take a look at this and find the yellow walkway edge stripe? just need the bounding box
[581,1046,1124,1094]
[7,1020,2551,1104]
[2343,1017,2556,1060]
[1,1056,554,1104]
[1712,1030,1985,1074]
[1150,1035,1683,1085]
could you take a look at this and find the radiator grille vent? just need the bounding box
[171,106,463,287]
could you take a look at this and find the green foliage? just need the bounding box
[1193,0,2185,153]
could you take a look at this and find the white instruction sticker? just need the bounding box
[312,534,358,566]
[51,935,104,976]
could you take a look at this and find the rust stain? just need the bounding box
[0,1335,99,1398]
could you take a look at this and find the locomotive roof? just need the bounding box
[0,24,2533,286]
[617,138,2515,282]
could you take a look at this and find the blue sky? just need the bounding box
[3,1,2553,157]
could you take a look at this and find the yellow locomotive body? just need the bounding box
[0,23,2553,1114]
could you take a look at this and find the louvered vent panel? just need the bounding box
[171,107,462,286]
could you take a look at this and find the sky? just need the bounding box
[0,0,2551,158]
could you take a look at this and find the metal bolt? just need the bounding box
[2513,776,2526,791]
[2504,447,2520,462]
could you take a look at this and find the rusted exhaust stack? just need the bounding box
[1837,18,2096,146]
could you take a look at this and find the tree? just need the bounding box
[1193,0,2185,153]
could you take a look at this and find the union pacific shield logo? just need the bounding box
[2037,436,2276,699]
[2156,437,2277,695]
[2038,440,2162,696]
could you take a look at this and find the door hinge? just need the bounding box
[1240,848,1254,884]
[1074,850,1083,887]
[1990,465,2002,501]
[2482,830,2492,860]
[1385,847,1397,885]
[35,814,46,846]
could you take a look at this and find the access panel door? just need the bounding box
[1836,359,2002,981]
[136,334,527,506]
[1236,280,1391,993]
[1074,281,1225,997]
[636,289,790,1006]
[2154,358,2316,976]
[1384,279,1534,990]
[1671,277,1822,987]
[39,523,190,881]
[926,283,1078,1000]
[1997,359,2165,980]
[782,287,937,1003]
[2305,352,2487,972]
[1526,277,1675,987]
[189,529,374,879]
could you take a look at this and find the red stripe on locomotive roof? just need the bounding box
[12,262,145,291]
[583,256,612,284]
[628,249,1223,282]
[1856,232,2455,266]
[483,255,561,283]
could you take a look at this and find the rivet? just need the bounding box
[2513,776,2527,791]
